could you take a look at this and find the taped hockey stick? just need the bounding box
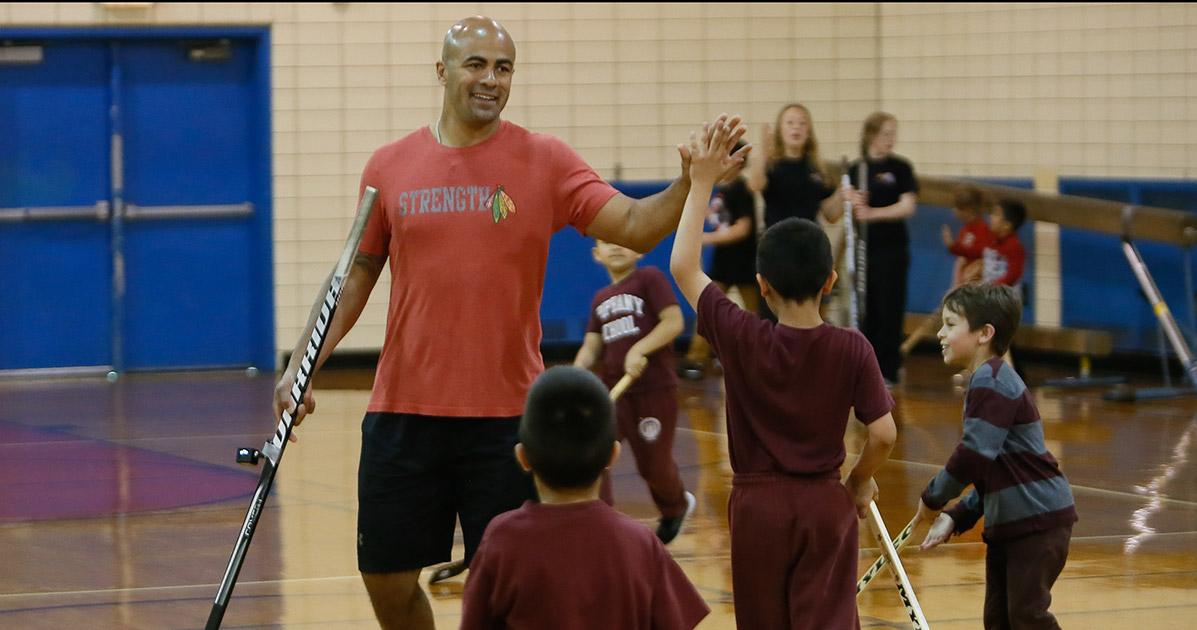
[206,187,377,629]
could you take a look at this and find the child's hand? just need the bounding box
[920,513,955,551]
[845,189,872,222]
[845,476,879,519]
[624,347,648,379]
[687,114,749,186]
[941,224,954,248]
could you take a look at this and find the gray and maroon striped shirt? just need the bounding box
[922,357,1078,542]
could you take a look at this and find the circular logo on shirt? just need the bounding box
[638,417,662,443]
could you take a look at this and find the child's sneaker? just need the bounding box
[677,361,705,380]
[656,491,697,544]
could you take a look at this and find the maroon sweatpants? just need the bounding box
[729,473,860,630]
[984,524,1072,630]
[599,387,688,519]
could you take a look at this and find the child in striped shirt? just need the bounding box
[917,282,1077,630]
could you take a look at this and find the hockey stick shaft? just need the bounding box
[610,373,635,402]
[841,157,859,328]
[857,514,918,595]
[855,161,869,328]
[205,187,377,630]
[866,502,930,629]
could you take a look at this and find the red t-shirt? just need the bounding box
[696,283,893,475]
[982,233,1026,287]
[585,266,678,394]
[460,500,710,630]
[358,122,620,416]
[948,217,993,261]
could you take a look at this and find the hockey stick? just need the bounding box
[429,370,638,585]
[609,372,635,401]
[866,503,930,629]
[855,160,869,329]
[205,187,378,630]
[843,158,926,624]
[856,514,918,595]
[841,157,860,327]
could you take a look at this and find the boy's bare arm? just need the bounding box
[845,412,898,516]
[671,178,716,310]
[573,332,604,370]
[671,115,749,310]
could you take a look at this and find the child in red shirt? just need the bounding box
[574,240,695,543]
[943,185,993,285]
[460,366,709,630]
[983,199,1027,288]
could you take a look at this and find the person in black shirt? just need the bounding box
[846,112,919,385]
[747,103,844,322]
[748,103,842,228]
[680,141,759,378]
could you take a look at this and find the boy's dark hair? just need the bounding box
[941,282,1022,355]
[519,366,615,489]
[953,185,986,213]
[756,217,833,302]
[997,199,1027,231]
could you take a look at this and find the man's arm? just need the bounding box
[273,251,386,428]
[587,116,749,253]
[573,332,604,371]
[586,174,692,254]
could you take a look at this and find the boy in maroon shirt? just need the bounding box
[670,116,898,629]
[460,366,710,630]
[574,240,695,543]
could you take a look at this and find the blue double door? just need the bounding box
[0,32,273,372]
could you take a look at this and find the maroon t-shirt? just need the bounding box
[460,500,710,630]
[696,283,893,475]
[585,266,679,394]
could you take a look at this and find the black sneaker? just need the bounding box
[656,491,697,544]
[427,558,467,585]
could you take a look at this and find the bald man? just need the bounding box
[274,17,745,628]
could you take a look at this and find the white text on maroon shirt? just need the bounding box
[596,293,645,343]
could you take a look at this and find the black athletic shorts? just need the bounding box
[356,412,536,573]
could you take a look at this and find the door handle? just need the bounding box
[0,201,110,223]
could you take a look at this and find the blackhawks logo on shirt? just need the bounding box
[487,185,516,224]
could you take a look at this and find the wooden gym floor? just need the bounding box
[1,353,1195,629]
